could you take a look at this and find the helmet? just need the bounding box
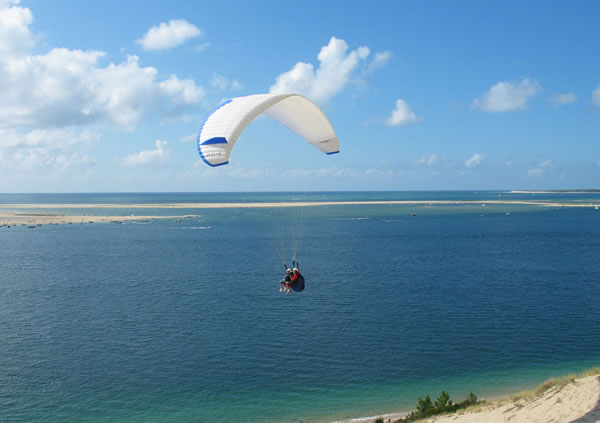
[286,268,292,273]
[293,268,298,272]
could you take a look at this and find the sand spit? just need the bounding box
[1,199,599,226]
[0,213,200,226]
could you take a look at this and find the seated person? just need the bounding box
[280,268,292,292]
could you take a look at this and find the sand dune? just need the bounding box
[352,374,600,423]
[424,374,600,423]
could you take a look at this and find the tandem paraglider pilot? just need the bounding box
[280,266,305,294]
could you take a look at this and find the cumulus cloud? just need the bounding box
[136,19,202,50]
[0,0,35,59]
[465,153,483,168]
[385,99,423,126]
[548,92,576,106]
[527,159,553,177]
[471,78,541,112]
[0,1,206,175]
[124,140,169,166]
[269,36,388,104]
[593,84,600,107]
[0,2,204,132]
[0,51,204,130]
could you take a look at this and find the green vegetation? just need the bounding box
[390,390,481,422]
[371,367,600,423]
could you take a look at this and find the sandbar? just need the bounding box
[0,213,200,226]
[1,199,599,226]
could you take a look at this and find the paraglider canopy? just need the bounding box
[197,93,340,167]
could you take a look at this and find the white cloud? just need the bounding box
[0,1,35,59]
[385,99,423,126]
[210,73,244,91]
[269,37,375,103]
[0,127,98,149]
[0,3,205,134]
[416,154,439,166]
[0,51,204,130]
[527,159,553,177]
[365,50,392,74]
[465,153,483,168]
[0,127,99,171]
[231,79,244,90]
[136,19,202,51]
[124,140,169,166]
[471,78,541,112]
[548,92,576,106]
[211,74,228,90]
[159,74,205,106]
[593,84,600,107]
[505,160,513,166]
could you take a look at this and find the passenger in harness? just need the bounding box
[280,268,292,292]
[279,263,305,294]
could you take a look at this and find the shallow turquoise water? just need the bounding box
[1,192,599,422]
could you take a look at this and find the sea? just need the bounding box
[1,191,600,423]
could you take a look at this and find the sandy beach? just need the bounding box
[341,373,600,423]
[1,199,600,226]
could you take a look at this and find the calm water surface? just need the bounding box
[1,192,599,422]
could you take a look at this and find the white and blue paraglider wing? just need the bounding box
[197,93,340,167]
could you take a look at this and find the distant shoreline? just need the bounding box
[510,190,600,194]
[1,199,599,226]
[1,198,600,209]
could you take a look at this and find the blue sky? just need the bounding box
[1,0,599,192]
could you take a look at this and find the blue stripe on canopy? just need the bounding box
[201,137,228,145]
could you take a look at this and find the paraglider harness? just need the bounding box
[283,261,305,292]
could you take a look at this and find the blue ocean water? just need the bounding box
[1,192,600,422]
